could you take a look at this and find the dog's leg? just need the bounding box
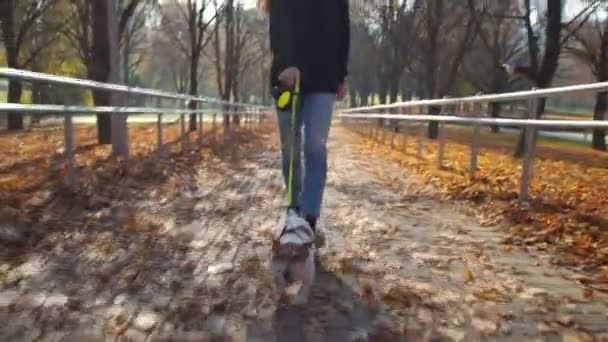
[287,250,315,305]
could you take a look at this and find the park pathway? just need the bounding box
[0,126,607,341]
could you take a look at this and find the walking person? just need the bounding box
[258,0,350,244]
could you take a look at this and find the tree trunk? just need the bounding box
[232,84,240,126]
[592,91,607,151]
[389,78,400,104]
[91,0,113,144]
[122,33,130,85]
[349,89,357,108]
[188,51,199,131]
[92,91,112,144]
[490,102,501,133]
[360,92,369,106]
[514,97,546,157]
[1,0,24,131]
[7,80,24,130]
[379,87,388,105]
[427,106,440,139]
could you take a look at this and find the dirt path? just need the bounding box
[0,126,606,341]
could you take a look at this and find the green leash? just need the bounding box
[287,80,300,210]
[273,79,300,211]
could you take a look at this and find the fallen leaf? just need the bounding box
[464,267,474,283]
[381,284,420,307]
[180,261,196,273]
[554,314,574,327]
[473,286,511,303]
[472,317,497,334]
[537,322,554,334]
[125,214,138,231]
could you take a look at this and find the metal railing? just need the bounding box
[0,68,271,188]
[337,85,608,202]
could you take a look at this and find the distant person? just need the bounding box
[258,0,350,245]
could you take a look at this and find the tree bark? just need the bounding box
[514,0,562,157]
[7,81,24,130]
[514,97,546,158]
[360,92,369,107]
[389,78,400,104]
[189,51,199,131]
[91,0,113,144]
[490,102,501,133]
[349,89,357,108]
[427,106,440,139]
[1,0,24,130]
[592,91,607,151]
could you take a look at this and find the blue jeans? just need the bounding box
[276,93,335,219]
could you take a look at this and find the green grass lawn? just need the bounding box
[545,105,593,117]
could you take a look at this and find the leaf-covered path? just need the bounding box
[0,125,607,341]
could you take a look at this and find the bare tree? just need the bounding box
[504,0,599,157]
[212,1,263,126]
[565,9,608,151]
[233,8,269,104]
[466,0,525,133]
[0,0,60,130]
[415,0,477,139]
[63,0,145,144]
[159,0,218,131]
[374,0,420,104]
[347,21,377,107]
[119,0,152,85]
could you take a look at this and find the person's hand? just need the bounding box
[278,66,300,88]
[336,81,346,100]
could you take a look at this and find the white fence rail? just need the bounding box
[0,68,271,188]
[338,85,608,202]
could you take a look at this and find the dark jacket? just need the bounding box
[269,0,350,94]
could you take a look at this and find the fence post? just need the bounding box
[403,98,416,153]
[125,90,131,164]
[212,111,217,145]
[416,105,425,159]
[519,95,538,202]
[198,102,203,147]
[437,96,448,169]
[469,93,483,178]
[63,92,76,189]
[156,98,164,158]
[230,105,238,161]
[180,100,187,152]
[381,116,387,144]
[390,107,395,149]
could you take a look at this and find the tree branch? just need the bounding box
[560,1,600,47]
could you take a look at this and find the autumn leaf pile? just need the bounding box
[350,125,608,279]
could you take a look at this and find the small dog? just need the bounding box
[271,209,316,305]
